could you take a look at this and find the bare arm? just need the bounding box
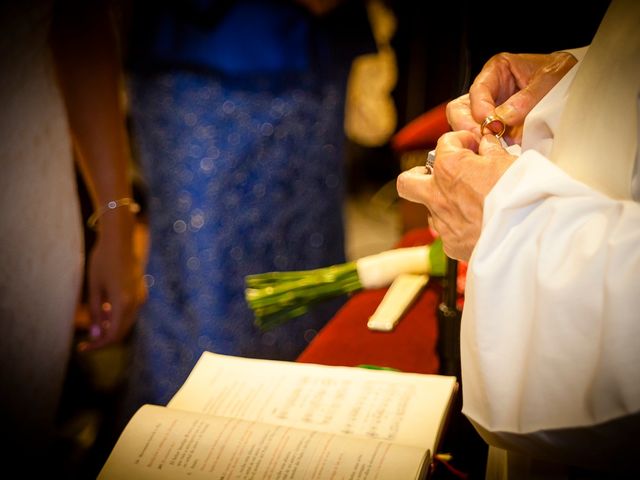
[50,0,145,351]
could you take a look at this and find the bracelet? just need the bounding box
[87,197,140,230]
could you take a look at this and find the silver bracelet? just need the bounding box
[87,197,140,230]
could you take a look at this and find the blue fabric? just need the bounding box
[128,0,312,74]
[118,0,374,424]
[123,70,348,410]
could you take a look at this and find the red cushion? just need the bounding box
[390,102,450,153]
[296,228,442,374]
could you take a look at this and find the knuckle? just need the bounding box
[489,52,513,69]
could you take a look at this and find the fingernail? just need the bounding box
[90,324,102,339]
[495,104,517,122]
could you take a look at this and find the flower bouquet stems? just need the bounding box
[245,238,446,331]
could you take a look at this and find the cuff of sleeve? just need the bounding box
[482,149,596,230]
[558,45,589,62]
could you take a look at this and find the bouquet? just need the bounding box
[245,238,446,330]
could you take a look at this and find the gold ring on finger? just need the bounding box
[480,115,506,139]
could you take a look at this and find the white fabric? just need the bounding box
[0,0,83,455]
[466,151,640,432]
[551,2,640,201]
[461,0,640,473]
[519,47,587,159]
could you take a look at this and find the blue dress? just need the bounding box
[121,0,374,412]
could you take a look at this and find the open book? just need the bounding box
[99,352,457,480]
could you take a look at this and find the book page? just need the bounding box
[168,352,456,452]
[98,404,429,480]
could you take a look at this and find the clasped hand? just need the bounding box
[397,132,515,261]
[397,51,577,261]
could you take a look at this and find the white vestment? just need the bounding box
[461,0,640,476]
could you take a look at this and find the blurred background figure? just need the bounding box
[41,1,377,476]
[114,0,376,426]
[0,2,84,471]
[0,0,143,476]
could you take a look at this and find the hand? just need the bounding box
[78,211,146,352]
[447,52,577,144]
[396,131,516,261]
[445,93,479,137]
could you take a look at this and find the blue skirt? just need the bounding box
[124,69,348,408]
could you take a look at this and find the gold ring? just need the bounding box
[480,115,506,138]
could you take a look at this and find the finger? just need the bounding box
[437,130,479,154]
[428,208,449,237]
[427,210,462,260]
[77,300,116,351]
[104,301,121,340]
[396,167,434,206]
[446,94,479,133]
[107,290,137,343]
[469,82,498,124]
[478,133,506,156]
[87,281,104,340]
[495,79,551,125]
[472,52,534,127]
[496,52,577,125]
[80,320,120,351]
[478,134,517,181]
[469,55,514,123]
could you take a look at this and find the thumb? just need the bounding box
[396,166,433,205]
[494,72,554,125]
[478,134,505,156]
[494,93,532,126]
[496,56,574,125]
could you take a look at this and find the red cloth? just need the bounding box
[296,228,442,374]
[390,102,451,153]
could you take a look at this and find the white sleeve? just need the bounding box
[460,150,640,466]
[560,46,589,62]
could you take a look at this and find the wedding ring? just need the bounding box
[480,115,506,138]
[425,149,436,175]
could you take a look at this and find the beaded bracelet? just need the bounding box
[87,197,140,230]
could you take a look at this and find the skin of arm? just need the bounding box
[50,0,145,351]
